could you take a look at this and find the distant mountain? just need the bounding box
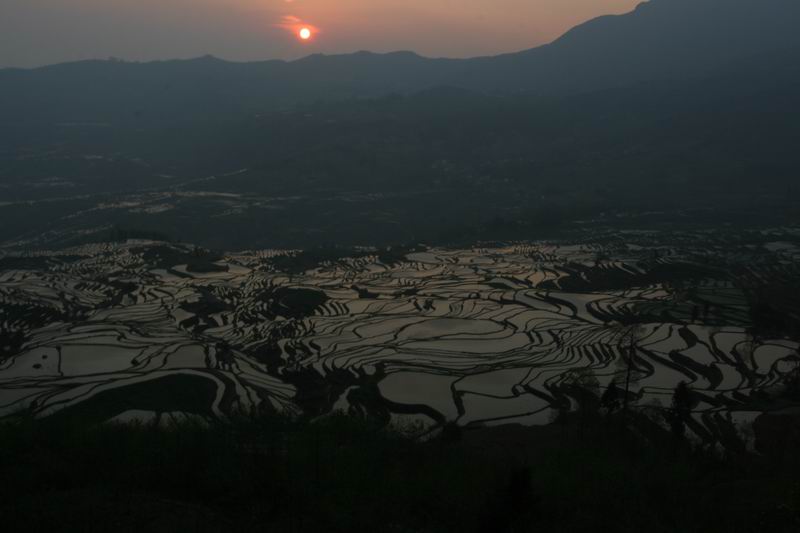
[1,0,799,123]
[0,52,457,123]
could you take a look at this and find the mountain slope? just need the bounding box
[454,0,800,94]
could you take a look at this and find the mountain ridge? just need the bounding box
[2,0,800,123]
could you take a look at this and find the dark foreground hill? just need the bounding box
[2,409,799,533]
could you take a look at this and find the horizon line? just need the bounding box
[0,2,644,71]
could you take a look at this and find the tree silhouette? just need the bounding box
[669,381,693,440]
[601,380,621,414]
[563,367,601,437]
[610,323,647,424]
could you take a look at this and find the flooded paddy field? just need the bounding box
[2,230,799,448]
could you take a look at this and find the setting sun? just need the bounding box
[299,27,312,40]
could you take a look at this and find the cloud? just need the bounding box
[276,14,320,37]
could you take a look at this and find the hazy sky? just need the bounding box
[1,0,642,68]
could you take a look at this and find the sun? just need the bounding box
[299,27,312,40]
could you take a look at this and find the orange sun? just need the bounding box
[299,27,312,40]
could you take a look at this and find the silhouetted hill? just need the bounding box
[0,52,458,123]
[456,0,800,94]
[1,0,799,122]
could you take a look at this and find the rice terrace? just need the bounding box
[4,1,800,530]
[3,227,799,452]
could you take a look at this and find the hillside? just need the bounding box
[2,47,799,250]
